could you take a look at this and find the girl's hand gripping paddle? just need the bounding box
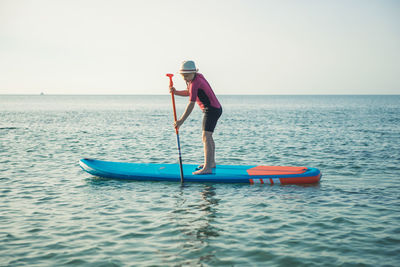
[166,73,184,183]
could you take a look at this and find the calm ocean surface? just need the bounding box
[1,95,399,266]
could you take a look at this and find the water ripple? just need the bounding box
[1,95,400,266]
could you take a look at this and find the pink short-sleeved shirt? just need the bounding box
[188,73,221,111]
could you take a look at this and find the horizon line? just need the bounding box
[1,93,399,96]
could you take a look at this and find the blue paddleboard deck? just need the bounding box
[79,159,322,185]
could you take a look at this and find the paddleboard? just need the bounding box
[79,159,321,185]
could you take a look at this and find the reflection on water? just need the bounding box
[197,185,220,239]
[169,184,221,265]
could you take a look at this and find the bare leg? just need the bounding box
[196,134,216,170]
[193,131,215,175]
[209,133,216,168]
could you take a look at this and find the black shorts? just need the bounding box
[202,107,222,132]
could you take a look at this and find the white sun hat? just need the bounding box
[179,60,199,74]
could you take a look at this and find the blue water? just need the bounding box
[1,95,399,266]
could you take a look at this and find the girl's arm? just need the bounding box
[174,89,190,97]
[170,86,189,97]
[175,101,195,129]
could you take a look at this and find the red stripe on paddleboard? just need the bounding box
[279,173,321,185]
[250,173,321,185]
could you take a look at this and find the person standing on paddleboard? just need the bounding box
[169,60,222,175]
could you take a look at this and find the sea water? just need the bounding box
[1,95,399,266]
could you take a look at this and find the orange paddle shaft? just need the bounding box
[166,73,178,134]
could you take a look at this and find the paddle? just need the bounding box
[166,73,184,183]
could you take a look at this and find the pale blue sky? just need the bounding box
[0,0,399,94]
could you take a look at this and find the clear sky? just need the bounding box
[0,0,399,95]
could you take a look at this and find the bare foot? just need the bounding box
[196,164,216,170]
[193,167,213,175]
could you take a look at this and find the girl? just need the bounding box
[169,61,222,175]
